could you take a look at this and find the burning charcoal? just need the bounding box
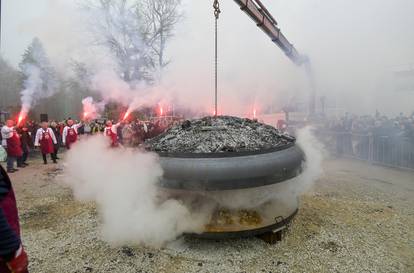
[146,116,295,153]
[181,120,192,130]
[220,145,235,152]
[120,246,135,257]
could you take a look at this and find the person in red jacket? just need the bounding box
[34,122,58,164]
[104,120,121,147]
[0,165,29,273]
[1,120,24,173]
[62,119,82,150]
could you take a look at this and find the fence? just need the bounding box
[318,131,414,171]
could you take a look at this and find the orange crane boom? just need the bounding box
[233,0,308,66]
[233,0,316,114]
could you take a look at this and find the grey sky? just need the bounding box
[1,0,50,66]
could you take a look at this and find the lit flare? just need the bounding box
[123,111,130,121]
[17,113,25,126]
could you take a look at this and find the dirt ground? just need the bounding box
[2,154,413,273]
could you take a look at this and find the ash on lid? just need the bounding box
[147,116,294,153]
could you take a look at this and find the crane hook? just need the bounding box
[213,0,221,19]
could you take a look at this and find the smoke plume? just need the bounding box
[64,136,211,247]
[20,64,43,117]
[19,37,59,118]
[89,70,172,116]
[81,97,105,120]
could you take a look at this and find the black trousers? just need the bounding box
[22,151,29,163]
[53,144,59,159]
[42,153,57,163]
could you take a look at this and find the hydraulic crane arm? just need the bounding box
[233,0,308,66]
[233,0,316,114]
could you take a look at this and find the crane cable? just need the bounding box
[213,0,221,117]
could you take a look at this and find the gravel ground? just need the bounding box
[1,154,413,273]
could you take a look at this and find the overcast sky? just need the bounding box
[2,0,414,115]
[3,0,414,66]
[1,0,49,66]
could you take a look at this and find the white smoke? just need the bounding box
[64,136,211,247]
[19,38,59,118]
[20,64,43,117]
[81,97,105,120]
[295,126,325,192]
[89,70,174,116]
[89,70,132,107]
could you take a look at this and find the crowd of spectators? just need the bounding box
[1,117,178,148]
[319,111,414,169]
[79,117,179,146]
[324,111,414,139]
[0,117,179,168]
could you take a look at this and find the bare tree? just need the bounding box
[137,0,182,70]
[82,0,182,83]
[82,0,153,82]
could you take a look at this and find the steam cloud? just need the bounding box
[64,136,210,247]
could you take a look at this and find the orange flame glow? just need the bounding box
[17,113,26,126]
[123,112,130,121]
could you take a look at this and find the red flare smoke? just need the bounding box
[253,108,257,119]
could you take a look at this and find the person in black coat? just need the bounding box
[0,165,29,272]
[17,125,33,166]
[50,121,61,160]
